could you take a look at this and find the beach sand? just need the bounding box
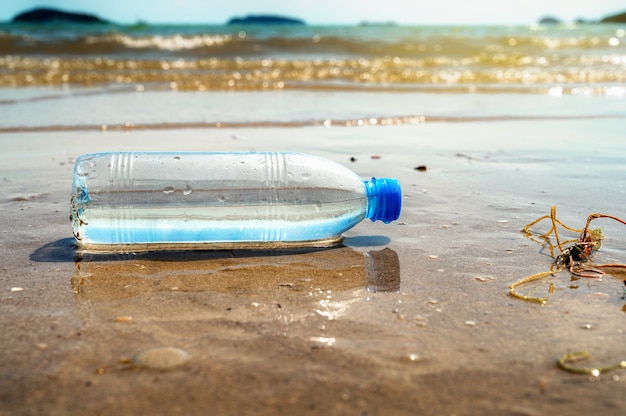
[1,91,626,415]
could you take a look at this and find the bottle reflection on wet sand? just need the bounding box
[71,246,400,301]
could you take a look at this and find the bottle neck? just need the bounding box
[364,178,402,223]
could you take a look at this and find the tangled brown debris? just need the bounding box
[510,205,626,305]
[509,206,626,376]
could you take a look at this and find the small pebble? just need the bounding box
[414,165,428,172]
[428,255,438,259]
[10,287,24,292]
[413,316,427,327]
[132,347,189,370]
[465,320,477,326]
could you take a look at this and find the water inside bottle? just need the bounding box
[72,188,368,247]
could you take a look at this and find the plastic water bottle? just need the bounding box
[70,152,401,251]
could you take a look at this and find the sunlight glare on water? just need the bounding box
[0,23,624,94]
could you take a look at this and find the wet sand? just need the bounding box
[2,112,626,414]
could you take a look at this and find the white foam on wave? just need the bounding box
[86,33,233,51]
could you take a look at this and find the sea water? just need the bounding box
[1,22,624,95]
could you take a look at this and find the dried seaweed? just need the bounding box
[557,351,626,376]
[510,205,626,376]
[510,205,626,304]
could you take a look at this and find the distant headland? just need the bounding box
[539,9,626,24]
[11,7,110,24]
[600,11,626,23]
[227,15,306,26]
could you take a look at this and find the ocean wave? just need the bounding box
[2,25,625,58]
[0,30,236,55]
[84,32,234,51]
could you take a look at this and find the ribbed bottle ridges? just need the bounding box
[110,152,134,245]
[263,152,289,242]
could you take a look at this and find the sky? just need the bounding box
[1,0,624,25]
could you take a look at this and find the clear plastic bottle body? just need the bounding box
[71,152,400,250]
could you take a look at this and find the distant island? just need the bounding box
[227,15,306,26]
[538,9,626,24]
[12,7,110,24]
[537,16,561,25]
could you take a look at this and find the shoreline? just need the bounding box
[2,113,626,134]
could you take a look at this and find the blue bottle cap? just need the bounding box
[364,177,402,223]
